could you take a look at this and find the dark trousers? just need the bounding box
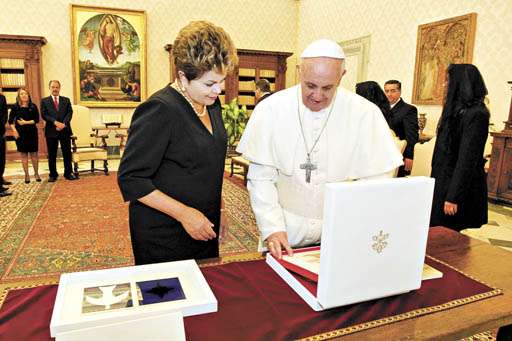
[498,324,512,341]
[397,165,410,178]
[0,138,5,182]
[46,135,72,177]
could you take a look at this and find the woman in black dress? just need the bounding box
[430,64,489,231]
[9,88,41,183]
[118,21,238,265]
[356,81,392,123]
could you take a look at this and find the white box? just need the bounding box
[267,177,435,311]
[50,259,216,340]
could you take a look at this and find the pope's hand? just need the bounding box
[266,231,293,259]
[179,206,216,241]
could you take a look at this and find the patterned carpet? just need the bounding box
[0,173,258,284]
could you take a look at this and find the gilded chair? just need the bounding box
[70,105,109,177]
[410,137,437,177]
[392,136,407,177]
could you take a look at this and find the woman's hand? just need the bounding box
[444,201,458,215]
[219,209,230,240]
[17,119,27,126]
[178,206,216,241]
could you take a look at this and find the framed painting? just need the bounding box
[412,13,476,105]
[70,5,147,107]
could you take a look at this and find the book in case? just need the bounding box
[0,58,26,105]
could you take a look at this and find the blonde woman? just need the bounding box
[9,88,41,183]
[118,21,238,265]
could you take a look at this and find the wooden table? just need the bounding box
[329,227,512,340]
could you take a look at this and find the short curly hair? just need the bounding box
[173,21,238,80]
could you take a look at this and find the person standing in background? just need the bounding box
[41,80,76,182]
[0,92,12,196]
[255,79,272,106]
[356,81,391,123]
[9,88,41,183]
[384,80,419,177]
[430,64,489,231]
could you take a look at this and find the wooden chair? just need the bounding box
[70,105,109,177]
[230,156,250,185]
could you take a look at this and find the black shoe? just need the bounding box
[64,174,78,180]
[2,180,12,186]
[35,177,42,182]
[48,176,57,182]
[0,188,12,197]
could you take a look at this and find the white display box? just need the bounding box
[267,177,435,311]
[50,259,217,340]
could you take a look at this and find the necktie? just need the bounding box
[53,97,59,110]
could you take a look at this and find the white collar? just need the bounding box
[390,98,401,109]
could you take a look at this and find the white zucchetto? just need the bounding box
[300,39,345,59]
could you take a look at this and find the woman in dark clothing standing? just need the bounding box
[430,64,489,231]
[118,21,238,265]
[356,81,392,123]
[9,88,41,183]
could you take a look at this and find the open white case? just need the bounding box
[267,177,435,311]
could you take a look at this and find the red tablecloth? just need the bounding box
[0,256,500,341]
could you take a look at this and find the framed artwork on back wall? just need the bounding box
[412,13,476,105]
[70,5,147,107]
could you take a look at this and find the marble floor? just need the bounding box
[3,157,512,254]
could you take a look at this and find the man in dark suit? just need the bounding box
[255,79,272,106]
[41,80,77,181]
[0,93,12,196]
[384,80,419,177]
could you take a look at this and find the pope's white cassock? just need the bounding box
[237,84,403,248]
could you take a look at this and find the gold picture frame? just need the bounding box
[70,5,147,107]
[412,13,476,105]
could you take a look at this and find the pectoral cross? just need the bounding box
[300,157,317,183]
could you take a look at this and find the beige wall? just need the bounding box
[297,0,512,134]
[3,0,510,135]
[0,0,298,128]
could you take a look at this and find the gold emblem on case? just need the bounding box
[372,230,389,254]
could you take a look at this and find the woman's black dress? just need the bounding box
[118,85,227,265]
[430,103,489,231]
[8,104,39,153]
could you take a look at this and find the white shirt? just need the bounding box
[237,85,403,248]
[390,98,401,109]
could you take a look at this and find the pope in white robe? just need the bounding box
[236,39,403,258]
